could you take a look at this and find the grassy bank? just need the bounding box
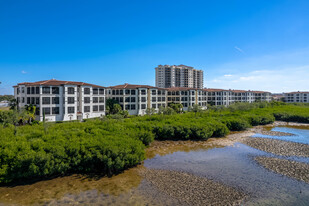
[0,102,309,184]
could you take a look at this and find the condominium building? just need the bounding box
[205,89,271,106]
[14,80,271,121]
[284,92,309,103]
[166,87,207,110]
[14,79,106,121]
[106,84,167,115]
[155,65,204,89]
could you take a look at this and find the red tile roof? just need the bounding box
[285,91,309,94]
[109,83,163,90]
[166,87,198,91]
[15,79,105,88]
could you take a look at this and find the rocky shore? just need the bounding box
[241,137,309,157]
[141,169,247,206]
[255,156,309,183]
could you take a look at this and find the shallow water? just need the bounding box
[253,126,309,145]
[0,127,309,205]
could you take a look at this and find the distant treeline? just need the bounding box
[0,95,14,102]
[0,101,309,184]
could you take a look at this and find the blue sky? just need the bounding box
[1,0,309,94]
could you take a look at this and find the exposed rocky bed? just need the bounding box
[255,156,309,184]
[241,137,309,157]
[141,169,247,206]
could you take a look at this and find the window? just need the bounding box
[93,105,98,112]
[93,88,98,94]
[158,90,161,95]
[99,105,104,111]
[162,97,165,101]
[31,97,35,104]
[125,89,130,95]
[141,97,146,102]
[42,87,50,94]
[68,87,75,94]
[125,105,130,110]
[43,107,50,115]
[131,104,136,110]
[119,90,123,95]
[52,97,59,104]
[84,97,90,103]
[152,104,156,109]
[131,90,136,95]
[84,88,90,94]
[22,97,25,103]
[27,87,30,94]
[35,107,40,115]
[52,87,59,94]
[52,107,59,114]
[141,104,146,109]
[131,97,136,102]
[36,97,40,104]
[152,90,156,95]
[27,97,30,104]
[125,97,130,102]
[93,97,98,103]
[36,87,39,94]
[68,97,75,104]
[152,97,156,102]
[68,107,75,113]
[42,97,50,104]
[141,90,146,95]
[99,88,104,95]
[31,87,35,94]
[84,106,90,112]
[99,97,104,103]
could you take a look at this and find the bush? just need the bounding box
[224,118,251,131]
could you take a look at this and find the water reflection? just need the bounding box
[0,127,308,205]
[253,126,309,145]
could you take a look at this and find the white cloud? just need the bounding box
[234,46,244,53]
[208,66,309,93]
[21,70,27,74]
[207,48,309,93]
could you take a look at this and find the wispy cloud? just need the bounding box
[21,70,27,74]
[234,46,244,53]
[207,48,309,93]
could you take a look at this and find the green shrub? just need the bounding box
[224,118,251,131]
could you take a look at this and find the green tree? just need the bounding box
[189,104,202,117]
[106,99,122,115]
[145,108,156,115]
[169,103,183,113]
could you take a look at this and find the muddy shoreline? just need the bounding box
[255,157,309,184]
[141,169,247,206]
[0,121,309,205]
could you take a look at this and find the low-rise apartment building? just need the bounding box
[106,84,167,115]
[284,92,309,103]
[205,89,271,106]
[14,80,272,121]
[166,87,207,111]
[14,79,106,121]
